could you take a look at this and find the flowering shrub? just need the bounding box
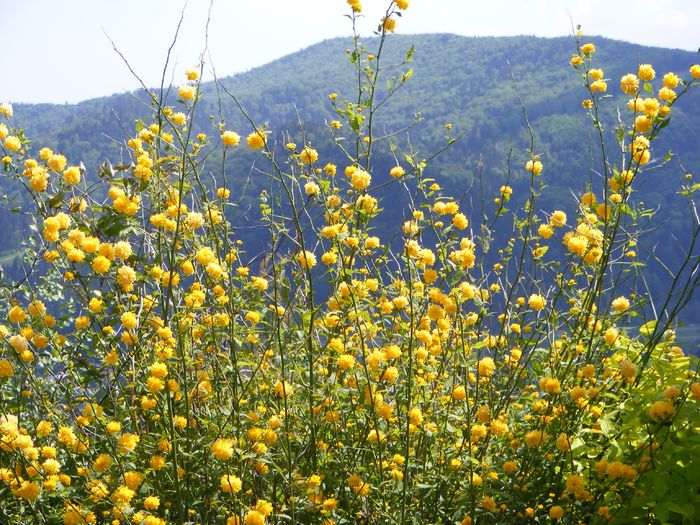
[1,2,700,524]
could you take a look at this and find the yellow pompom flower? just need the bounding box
[549,506,565,520]
[351,169,371,190]
[453,213,469,230]
[662,72,679,89]
[538,224,554,239]
[590,80,607,92]
[247,130,267,149]
[221,130,241,147]
[92,255,111,274]
[550,210,567,227]
[570,55,584,67]
[117,433,140,454]
[144,496,160,510]
[299,147,318,164]
[220,473,242,493]
[184,67,200,81]
[390,166,405,178]
[638,64,656,81]
[478,357,495,378]
[305,182,320,196]
[297,250,316,270]
[619,73,639,95]
[273,379,294,397]
[48,154,67,172]
[4,136,21,152]
[648,400,675,421]
[528,293,546,311]
[178,85,196,100]
[580,43,595,55]
[611,296,630,313]
[525,159,543,174]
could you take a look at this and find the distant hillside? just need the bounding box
[5,34,700,328]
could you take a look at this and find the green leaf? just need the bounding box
[639,320,656,336]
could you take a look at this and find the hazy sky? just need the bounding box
[3,0,699,104]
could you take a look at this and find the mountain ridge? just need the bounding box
[4,33,700,325]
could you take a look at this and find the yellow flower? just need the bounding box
[305,182,320,196]
[211,439,233,461]
[117,433,140,454]
[634,115,652,133]
[297,250,316,270]
[525,159,543,174]
[549,506,565,519]
[662,72,679,89]
[638,64,656,81]
[16,480,41,501]
[620,73,639,95]
[383,16,396,32]
[144,496,160,510]
[590,80,607,92]
[324,163,337,176]
[540,377,561,395]
[528,293,545,311]
[273,379,294,397]
[648,400,675,421]
[185,67,200,81]
[247,130,267,149]
[481,496,496,511]
[478,357,495,377]
[351,169,371,190]
[395,0,409,8]
[524,429,547,448]
[337,354,355,370]
[589,68,604,80]
[150,455,166,470]
[93,453,113,473]
[550,210,566,227]
[452,213,469,230]
[690,64,700,79]
[171,112,187,125]
[92,255,111,274]
[221,474,242,493]
[4,136,21,152]
[611,296,630,313]
[503,460,518,473]
[0,103,13,117]
[322,251,337,265]
[0,359,13,378]
[178,85,196,100]
[348,474,370,495]
[244,510,266,525]
[221,130,241,147]
[346,0,362,13]
[390,166,405,178]
[556,433,571,452]
[580,43,595,55]
[48,154,67,172]
[538,224,554,239]
[299,147,318,164]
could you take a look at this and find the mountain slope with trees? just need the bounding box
[4,33,700,325]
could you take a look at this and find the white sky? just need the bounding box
[3,0,699,104]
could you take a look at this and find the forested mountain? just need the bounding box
[3,34,700,325]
